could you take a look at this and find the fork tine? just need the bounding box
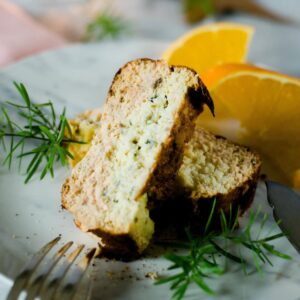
[24,241,73,300]
[59,248,96,300]
[40,244,85,300]
[6,236,60,300]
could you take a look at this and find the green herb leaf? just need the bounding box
[156,207,292,299]
[85,11,129,42]
[0,82,86,182]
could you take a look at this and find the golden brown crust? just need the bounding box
[107,58,214,115]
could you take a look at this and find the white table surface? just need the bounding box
[1,0,300,299]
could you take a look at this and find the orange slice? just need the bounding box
[197,63,300,187]
[162,22,254,75]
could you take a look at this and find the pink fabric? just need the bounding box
[0,0,67,68]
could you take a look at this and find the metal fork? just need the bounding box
[6,237,97,300]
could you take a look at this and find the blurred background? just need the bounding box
[1,0,299,70]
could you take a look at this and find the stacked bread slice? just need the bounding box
[173,127,261,230]
[62,59,214,256]
[66,108,102,167]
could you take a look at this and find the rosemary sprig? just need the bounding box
[85,11,129,42]
[0,82,84,183]
[156,202,292,300]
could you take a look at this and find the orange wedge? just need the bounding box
[197,63,300,187]
[162,22,254,75]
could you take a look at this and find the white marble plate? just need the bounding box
[0,38,300,300]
